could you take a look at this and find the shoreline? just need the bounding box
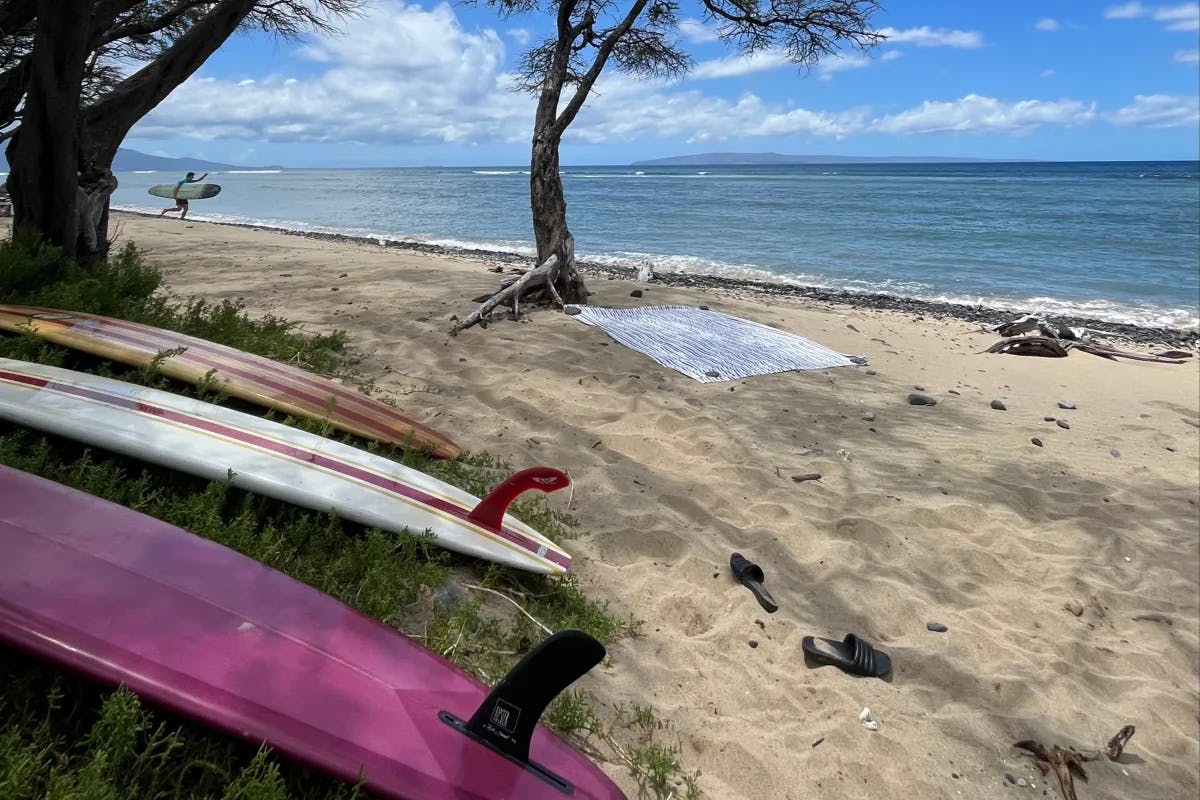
[112,210,1199,349]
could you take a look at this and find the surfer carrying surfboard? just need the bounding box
[159,171,207,219]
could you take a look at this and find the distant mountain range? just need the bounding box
[113,148,283,172]
[630,152,1034,166]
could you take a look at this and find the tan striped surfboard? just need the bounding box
[0,305,461,459]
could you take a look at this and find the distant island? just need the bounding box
[630,152,1034,166]
[113,148,284,172]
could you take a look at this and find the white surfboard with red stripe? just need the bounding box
[0,358,571,575]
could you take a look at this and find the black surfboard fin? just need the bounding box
[440,630,605,790]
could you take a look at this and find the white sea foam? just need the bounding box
[472,170,526,175]
[227,170,282,174]
[108,205,1198,331]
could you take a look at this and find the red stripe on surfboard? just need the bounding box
[0,369,566,569]
[4,308,453,448]
[18,315,436,446]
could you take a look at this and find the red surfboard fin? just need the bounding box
[467,467,569,531]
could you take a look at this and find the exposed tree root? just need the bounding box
[450,254,558,335]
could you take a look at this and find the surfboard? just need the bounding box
[0,465,624,799]
[148,182,221,200]
[0,358,570,574]
[0,305,461,459]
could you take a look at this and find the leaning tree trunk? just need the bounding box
[530,128,587,305]
[5,0,93,258]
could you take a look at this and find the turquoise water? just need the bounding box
[112,161,1200,329]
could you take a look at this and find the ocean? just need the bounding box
[111,161,1200,330]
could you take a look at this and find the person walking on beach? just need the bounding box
[159,171,207,219]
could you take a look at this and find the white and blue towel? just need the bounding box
[569,305,862,382]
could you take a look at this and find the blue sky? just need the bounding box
[124,0,1200,166]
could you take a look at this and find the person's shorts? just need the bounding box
[178,198,188,206]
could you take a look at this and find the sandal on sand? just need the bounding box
[730,552,778,613]
[802,633,892,678]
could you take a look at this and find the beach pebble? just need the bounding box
[338,272,348,278]
[1058,401,1077,410]
[1005,774,1017,785]
[791,473,822,483]
[1064,600,1084,617]
[564,306,581,315]
[1111,448,1121,458]
[1031,437,1044,447]
[1166,446,1176,452]
[433,579,468,613]
[914,385,926,390]
[948,389,961,395]
[990,399,1007,411]
[1044,416,1057,422]
[908,393,937,406]
[1018,778,1027,788]
[330,286,339,291]
[1056,419,1070,430]
[847,324,860,332]
[858,708,879,731]
[748,640,759,649]
[699,305,709,310]
[926,622,948,632]
[862,410,877,422]
[705,370,720,378]
[865,369,877,375]
[630,289,643,298]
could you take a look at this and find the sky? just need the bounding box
[122,0,1200,167]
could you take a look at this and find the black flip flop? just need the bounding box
[802,633,891,678]
[730,552,778,613]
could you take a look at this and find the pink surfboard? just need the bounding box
[0,465,625,799]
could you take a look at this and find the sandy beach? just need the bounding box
[84,213,1200,797]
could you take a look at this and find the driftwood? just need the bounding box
[1072,343,1187,364]
[985,313,1197,365]
[450,255,558,336]
[985,336,1072,358]
[1014,725,1135,800]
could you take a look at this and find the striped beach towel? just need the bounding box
[569,305,861,382]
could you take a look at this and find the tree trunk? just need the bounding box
[530,126,588,305]
[5,0,92,258]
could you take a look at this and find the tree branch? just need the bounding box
[552,0,650,136]
[82,0,259,163]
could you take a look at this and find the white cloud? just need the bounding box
[137,2,528,145]
[1105,2,1146,18]
[678,18,722,43]
[816,52,872,79]
[1175,47,1200,61]
[1104,2,1200,30]
[1035,18,1061,31]
[1106,93,1200,126]
[130,2,1194,151]
[1040,68,1056,78]
[871,94,1097,134]
[692,50,789,79]
[876,26,984,48]
[507,28,532,47]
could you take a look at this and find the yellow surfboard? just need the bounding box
[0,305,461,459]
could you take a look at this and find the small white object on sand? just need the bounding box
[859,707,879,731]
